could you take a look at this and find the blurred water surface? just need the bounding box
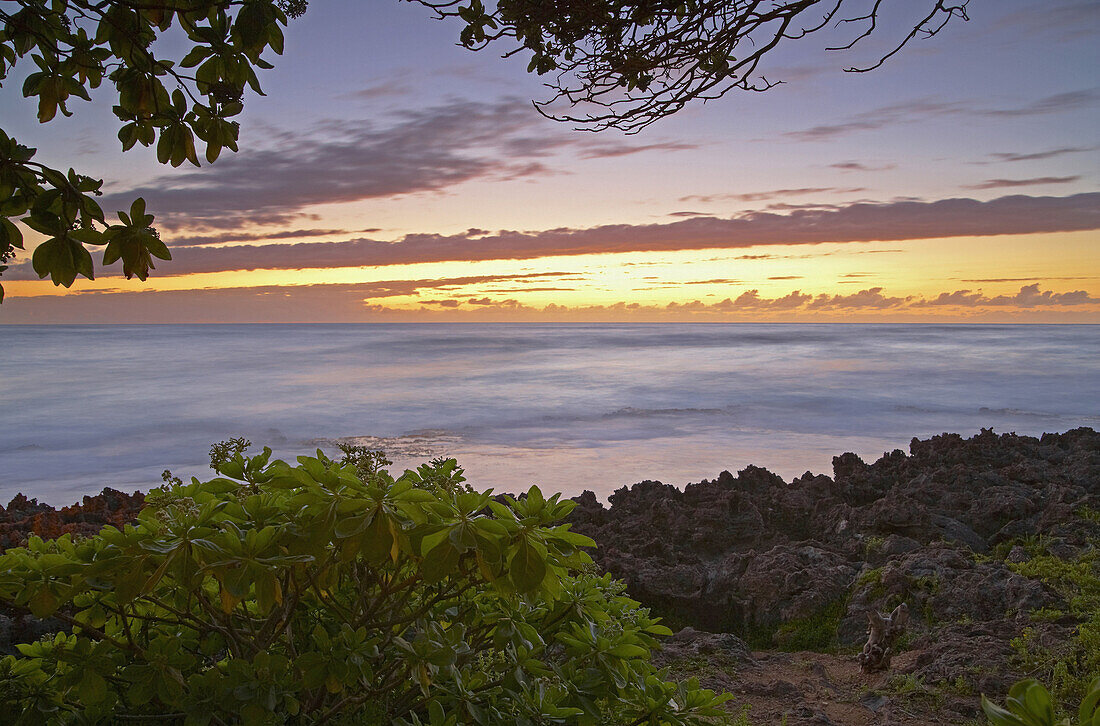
[2,324,1097,503]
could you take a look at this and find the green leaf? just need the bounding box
[334,514,369,538]
[1080,679,1100,723]
[0,218,23,249]
[27,587,59,617]
[78,669,108,704]
[180,47,211,68]
[607,643,647,659]
[508,537,546,593]
[420,527,451,556]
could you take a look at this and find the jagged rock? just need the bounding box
[568,428,1099,641]
[565,428,1099,713]
[654,627,754,665]
[899,620,1034,696]
[842,543,1059,636]
[737,545,856,627]
[0,488,145,550]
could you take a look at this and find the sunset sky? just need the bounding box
[1,0,1098,323]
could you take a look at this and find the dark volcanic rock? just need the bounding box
[901,620,1025,695]
[567,427,1100,704]
[653,627,754,666]
[568,428,1099,627]
[0,488,145,550]
[0,488,147,654]
[737,545,856,626]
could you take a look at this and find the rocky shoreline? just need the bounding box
[2,428,1097,723]
[566,427,1100,723]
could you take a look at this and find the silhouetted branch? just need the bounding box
[407,0,971,133]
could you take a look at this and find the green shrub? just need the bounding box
[0,446,730,725]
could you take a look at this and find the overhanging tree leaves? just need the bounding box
[409,0,970,133]
[0,0,307,301]
[0,448,731,724]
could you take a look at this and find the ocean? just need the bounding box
[2,323,1097,505]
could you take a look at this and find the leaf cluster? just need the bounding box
[0,446,731,724]
[0,0,307,300]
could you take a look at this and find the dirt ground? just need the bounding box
[663,648,986,725]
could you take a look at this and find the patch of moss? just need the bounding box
[854,566,891,604]
[992,533,1056,561]
[767,598,848,653]
[940,674,976,697]
[883,673,947,710]
[906,573,941,624]
[862,536,886,557]
[1076,505,1100,524]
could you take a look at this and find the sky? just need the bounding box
[1,0,1098,323]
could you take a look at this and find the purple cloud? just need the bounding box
[5,193,1098,282]
[962,176,1082,190]
[785,90,1100,142]
[101,99,565,232]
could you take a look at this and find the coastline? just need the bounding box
[2,427,1098,724]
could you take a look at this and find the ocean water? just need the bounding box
[2,324,1097,505]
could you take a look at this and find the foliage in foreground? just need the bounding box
[0,446,730,724]
[983,677,1100,726]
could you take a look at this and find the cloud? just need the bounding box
[475,286,576,293]
[806,287,911,310]
[761,202,847,211]
[101,99,565,232]
[6,284,1097,324]
[170,228,354,247]
[984,90,1100,118]
[713,290,813,310]
[346,79,412,100]
[784,90,1100,141]
[957,276,1099,283]
[91,99,704,234]
[913,284,1096,308]
[962,176,1082,190]
[5,193,1098,282]
[576,141,698,159]
[829,161,896,172]
[680,187,864,203]
[6,270,580,301]
[991,2,1100,41]
[979,146,1094,164]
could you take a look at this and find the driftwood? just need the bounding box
[857,602,909,673]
